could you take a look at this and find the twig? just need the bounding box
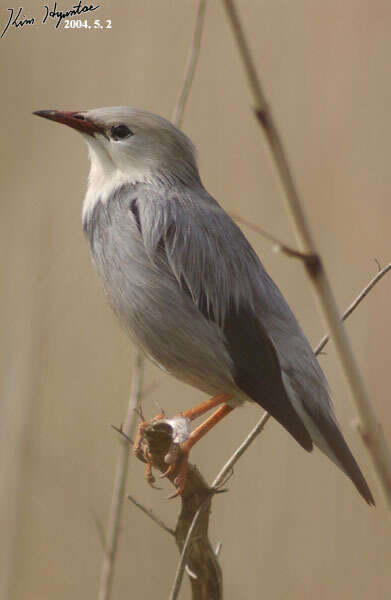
[232,224,391,356]
[314,263,391,354]
[231,212,308,260]
[98,352,143,600]
[128,494,175,536]
[168,262,390,598]
[172,0,207,128]
[212,412,270,491]
[221,0,391,510]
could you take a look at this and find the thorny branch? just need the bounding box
[221,0,391,510]
[135,420,223,600]
[130,265,390,599]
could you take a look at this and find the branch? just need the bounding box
[314,263,391,354]
[98,352,143,600]
[172,0,207,128]
[128,494,175,536]
[221,0,391,510]
[231,212,310,260]
[137,419,223,600]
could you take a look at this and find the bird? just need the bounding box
[33,106,374,504]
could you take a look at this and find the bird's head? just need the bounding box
[34,106,200,209]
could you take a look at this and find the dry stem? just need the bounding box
[172,0,207,128]
[221,0,391,510]
[138,420,223,600]
[98,352,143,600]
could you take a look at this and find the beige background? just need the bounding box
[1,1,391,599]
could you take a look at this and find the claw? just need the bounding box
[167,488,181,500]
[159,464,175,479]
[133,414,165,463]
[145,461,162,490]
[167,447,190,499]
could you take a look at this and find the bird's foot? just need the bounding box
[144,454,162,490]
[167,442,191,498]
[133,400,234,498]
[133,413,165,463]
[157,438,192,498]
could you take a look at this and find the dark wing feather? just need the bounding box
[222,305,313,451]
[156,202,313,452]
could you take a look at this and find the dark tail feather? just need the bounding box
[332,426,375,506]
[307,405,375,505]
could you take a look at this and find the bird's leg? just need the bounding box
[168,402,235,498]
[144,453,162,490]
[160,393,231,478]
[180,393,232,422]
[134,394,233,494]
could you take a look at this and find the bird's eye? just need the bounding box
[111,124,133,140]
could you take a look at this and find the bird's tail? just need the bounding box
[282,372,375,505]
[316,415,375,506]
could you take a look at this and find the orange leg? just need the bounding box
[134,394,234,495]
[169,403,234,498]
[159,393,231,479]
[180,393,232,422]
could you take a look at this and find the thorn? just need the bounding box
[153,397,166,417]
[111,424,133,445]
[374,258,382,272]
[167,488,181,500]
[211,487,229,495]
[215,542,222,557]
[134,405,145,422]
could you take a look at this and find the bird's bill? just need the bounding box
[33,109,103,136]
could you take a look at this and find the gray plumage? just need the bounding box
[35,106,374,505]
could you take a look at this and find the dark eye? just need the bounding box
[111,124,133,140]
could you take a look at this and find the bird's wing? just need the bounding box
[136,186,313,451]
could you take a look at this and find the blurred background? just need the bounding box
[1,1,391,598]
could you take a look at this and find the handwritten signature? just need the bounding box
[1,2,100,38]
